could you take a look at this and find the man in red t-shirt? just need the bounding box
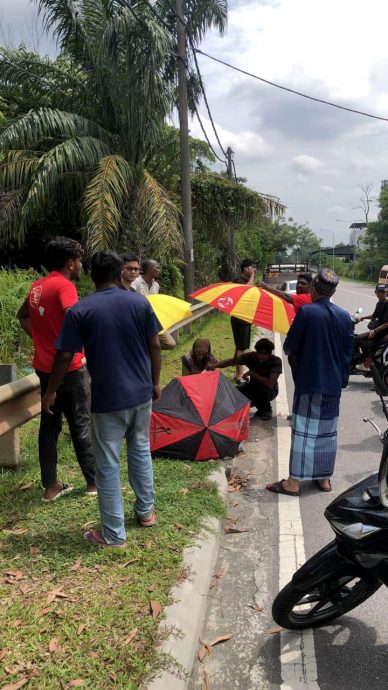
[17,237,96,502]
[257,272,313,313]
[257,272,313,384]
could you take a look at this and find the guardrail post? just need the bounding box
[0,364,20,468]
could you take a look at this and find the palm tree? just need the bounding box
[0,0,228,259]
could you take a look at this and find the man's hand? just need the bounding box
[206,361,218,370]
[368,330,376,339]
[152,384,161,401]
[42,391,56,415]
[256,280,267,289]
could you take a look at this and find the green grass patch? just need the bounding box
[0,312,235,689]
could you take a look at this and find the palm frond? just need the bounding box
[0,150,40,192]
[0,108,114,150]
[83,154,134,253]
[183,0,228,42]
[19,136,110,233]
[37,0,96,70]
[133,169,182,260]
[0,190,23,244]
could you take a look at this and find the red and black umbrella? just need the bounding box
[150,371,250,461]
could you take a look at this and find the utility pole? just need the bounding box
[176,0,194,299]
[226,146,234,181]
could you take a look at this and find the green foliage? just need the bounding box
[0,268,37,370]
[191,172,284,281]
[269,218,321,263]
[0,1,228,262]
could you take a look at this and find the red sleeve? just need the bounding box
[57,282,79,311]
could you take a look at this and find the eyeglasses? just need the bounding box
[123,266,140,273]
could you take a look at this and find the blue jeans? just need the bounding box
[91,401,154,545]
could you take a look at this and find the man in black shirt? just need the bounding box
[356,285,388,371]
[209,338,282,420]
[231,258,257,383]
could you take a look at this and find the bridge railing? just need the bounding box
[0,302,213,467]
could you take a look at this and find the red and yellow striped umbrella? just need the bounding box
[191,282,295,335]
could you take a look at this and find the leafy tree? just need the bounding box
[0,0,227,260]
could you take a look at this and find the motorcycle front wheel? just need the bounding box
[272,572,381,630]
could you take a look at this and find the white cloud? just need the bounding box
[320,186,334,194]
[291,155,323,174]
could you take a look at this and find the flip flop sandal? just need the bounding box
[41,482,73,503]
[84,529,127,548]
[313,479,332,492]
[266,479,301,497]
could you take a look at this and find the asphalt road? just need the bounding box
[289,280,388,690]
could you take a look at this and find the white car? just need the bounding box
[280,280,297,295]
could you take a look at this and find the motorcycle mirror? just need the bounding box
[357,307,363,314]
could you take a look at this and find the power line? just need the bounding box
[196,49,388,123]
[187,29,229,160]
[192,102,227,166]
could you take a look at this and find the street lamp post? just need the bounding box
[319,229,335,271]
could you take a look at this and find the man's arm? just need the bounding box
[17,298,32,338]
[207,356,238,370]
[256,281,293,304]
[147,334,161,401]
[245,370,280,389]
[41,350,75,414]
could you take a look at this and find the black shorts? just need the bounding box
[231,316,251,351]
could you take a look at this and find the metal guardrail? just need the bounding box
[0,302,213,439]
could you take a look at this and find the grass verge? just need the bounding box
[0,312,235,689]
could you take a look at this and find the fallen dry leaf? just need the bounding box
[10,528,28,536]
[69,556,82,571]
[147,584,156,592]
[0,648,8,661]
[180,487,189,495]
[69,680,85,687]
[269,626,283,634]
[88,652,99,659]
[48,638,59,653]
[248,605,264,613]
[29,545,40,556]
[198,644,208,662]
[150,600,161,620]
[13,620,22,628]
[145,541,153,550]
[47,589,70,604]
[5,570,24,581]
[81,520,96,530]
[207,634,233,647]
[18,482,33,491]
[174,523,185,530]
[202,673,210,690]
[1,679,29,690]
[123,628,138,646]
[232,501,240,507]
[76,624,86,636]
[18,584,33,595]
[120,558,140,568]
[224,527,251,534]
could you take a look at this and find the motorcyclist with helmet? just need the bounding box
[355,284,388,371]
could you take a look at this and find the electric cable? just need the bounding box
[187,29,229,160]
[192,102,228,166]
[195,49,388,123]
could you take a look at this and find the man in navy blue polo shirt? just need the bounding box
[42,251,162,547]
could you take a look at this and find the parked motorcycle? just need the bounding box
[272,363,388,630]
[350,307,388,383]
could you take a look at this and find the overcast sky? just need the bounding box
[2,0,388,244]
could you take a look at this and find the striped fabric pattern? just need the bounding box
[289,392,340,480]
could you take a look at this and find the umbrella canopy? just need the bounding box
[146,294,192,333]
[150,370,250,461]
[191,282,295,334]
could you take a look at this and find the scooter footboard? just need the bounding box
[291,540,369,590]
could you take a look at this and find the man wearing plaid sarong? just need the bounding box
[266,268,353,497]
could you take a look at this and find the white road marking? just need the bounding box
[274,332,320,689]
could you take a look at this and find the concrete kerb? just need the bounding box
[144,465,228,690]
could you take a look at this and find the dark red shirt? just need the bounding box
[291,293,312,313]
[27,272,83,373]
